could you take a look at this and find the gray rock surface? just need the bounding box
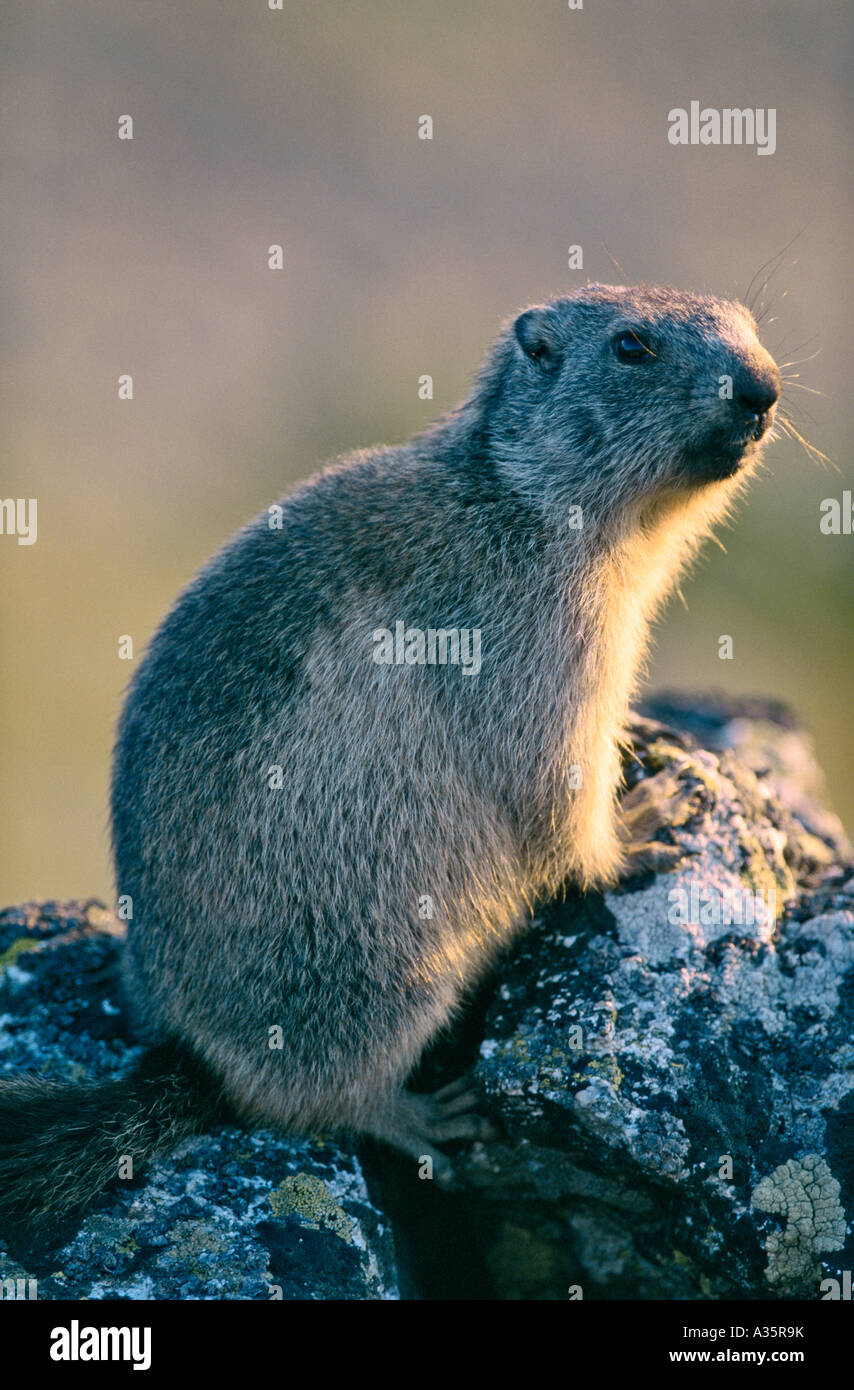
[0,902,398,1301]
[451,697,854,1298]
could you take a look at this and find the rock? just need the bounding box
[2,697,852,1301]
[0,902,398,1301]
[443,696,854,1298]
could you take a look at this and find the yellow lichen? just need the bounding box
[268,1173,355,1243]
[0,937,39,969]
[166,1221,228,1278]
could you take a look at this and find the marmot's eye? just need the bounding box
[613,330,655,364]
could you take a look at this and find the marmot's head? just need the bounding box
[487,284,781,514]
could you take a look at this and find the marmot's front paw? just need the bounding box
[363,1076,496,1187]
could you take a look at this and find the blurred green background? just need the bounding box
[2,0,852,904]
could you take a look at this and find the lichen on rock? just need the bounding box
[433,697,854,1299]
[752,1155,846,1295]
[0,902,399,1301]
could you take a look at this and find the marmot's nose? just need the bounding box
[734,360,781,419]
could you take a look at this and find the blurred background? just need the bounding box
[2,0,852,904]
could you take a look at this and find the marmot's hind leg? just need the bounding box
[361,1076,495,1186]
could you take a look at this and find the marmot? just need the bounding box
[0,285,781,1228]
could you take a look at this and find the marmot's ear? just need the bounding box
[513,307,562,374]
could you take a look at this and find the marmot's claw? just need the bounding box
[431,1073,476,1104]
[366,1078,495,1182]
[410,1081,495,1142]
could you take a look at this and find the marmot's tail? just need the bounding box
[0,1041,229,1234]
